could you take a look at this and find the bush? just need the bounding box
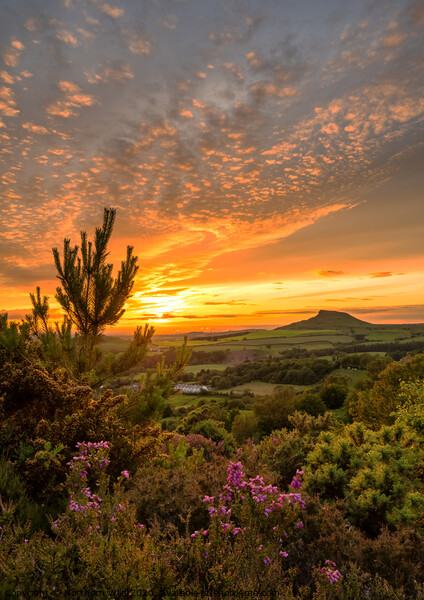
[0,362,161,507]
[320,384,347,409]
[297,392,327,417]
[303,421,424,535]
[254,387,298,437]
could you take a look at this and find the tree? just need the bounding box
[254,387,298,437]
[52,207,138,348]
[349,354,424,428]
[320,383,347,409]
[23,208,156,384]
[297,391,326,417]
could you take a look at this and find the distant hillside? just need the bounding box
[276,310,372,330]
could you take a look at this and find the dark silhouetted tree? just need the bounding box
[53,207,138,348]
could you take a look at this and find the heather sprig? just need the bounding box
[200,459,308,569]
[54,441,138,534]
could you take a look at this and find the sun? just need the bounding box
[132,290,187,321]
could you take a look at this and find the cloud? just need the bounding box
[0,261,55,285]
[1,0,423,330]
[123,28,151,55]
[317,270,345,277]
[56,29,79,46]
[46,81,96,118]
[2,38,25,67]
[85,62,133,84]
[369,272,393,278]
[100,3,124,19]
[22,122,49,134]
[0,86,20,117]
[204,300,250,306]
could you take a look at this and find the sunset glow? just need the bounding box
[1,0,423,333]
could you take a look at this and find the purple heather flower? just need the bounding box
[122,470,130,479]
[296,521,304,529]
[264,557,271,566]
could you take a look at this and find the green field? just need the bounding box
[220,329,339,341]
[332,367,368,389]
[222,381,280,396]
[167,393,229,409]
[185,363,228,375]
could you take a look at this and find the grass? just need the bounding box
[220,329,339,341]
[222,381,279,396]
[331,368,368,390]
[167,393,229,409]
[185,363,228,374]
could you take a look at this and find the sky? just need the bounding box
[0,0,423,333]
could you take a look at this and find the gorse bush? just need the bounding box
[0,361,162,510]
[303,421,424,534]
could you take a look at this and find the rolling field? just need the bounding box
[219,329,339,341]
[222,381,281,396]
[185,363,229,374]
[331,367,368,389]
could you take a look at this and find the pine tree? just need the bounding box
[52,207,138,348]
[10,207,191,395]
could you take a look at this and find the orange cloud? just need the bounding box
[46,81,96,118]
[2,38,25,67]
[317,270,345,277]
[369,272,393,278]
[101,3,124,18]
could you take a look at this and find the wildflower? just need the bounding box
[226,461,244,488]
[290,476,302,490]
[191,531,198,538]
[296,521,304,529]
[203,530,208,536]
[122,470,130,479]
[280,551,288,558]
[264,557,271,566]
[321,561,343,586]
[203,495,214,503]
